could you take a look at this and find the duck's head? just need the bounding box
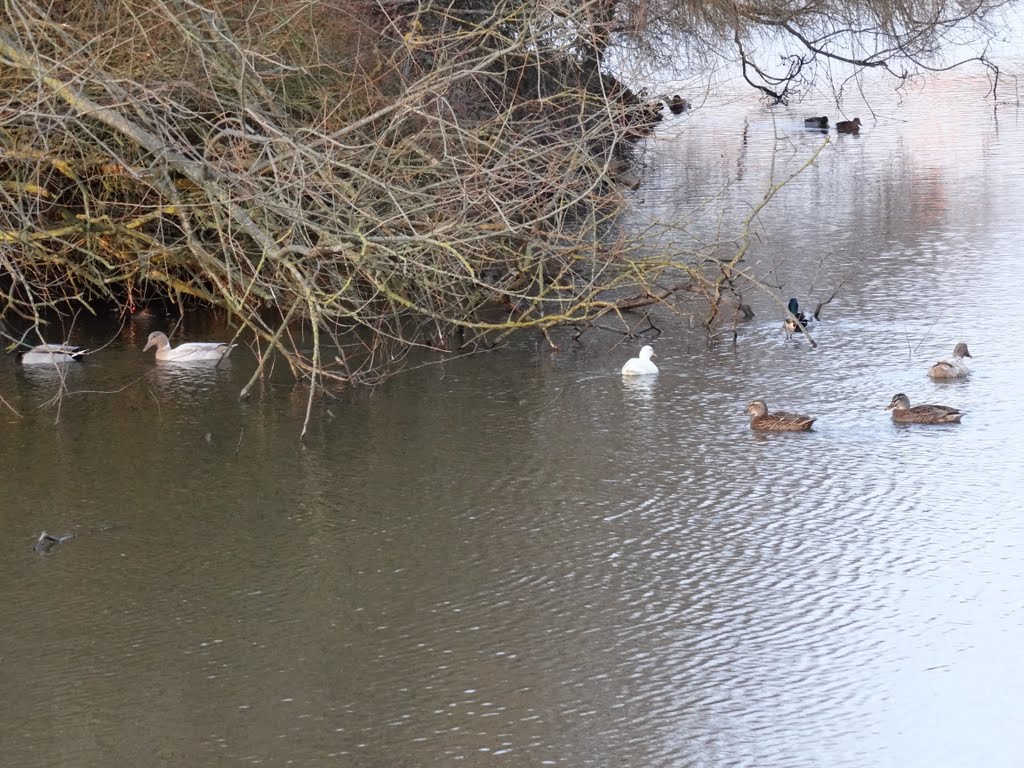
[745,400,769,417]
[886,393,910,411]
[953,342,972,358]
[787,298,800,316]
[143,331,170,352]
[639,345,656,361]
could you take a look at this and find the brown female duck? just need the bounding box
[836,118,862,133]
[886,393,963,424]
[745,400,816,432]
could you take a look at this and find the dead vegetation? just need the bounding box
[1,0,728,393]
[0,0,1011,407]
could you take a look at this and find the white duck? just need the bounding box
[621,345,659,376]
[20,343,87,365]
[143,331,235,362]
[928,342,971,379]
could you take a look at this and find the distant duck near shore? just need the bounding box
[836,118,862,134]
[804,116,829,128]
[669,95,690,114]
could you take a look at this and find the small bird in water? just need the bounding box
[886,393,963,424]
[804,116,829,128]
[836,117,862,133]
[928,342,972,379]
[745,400,816,432]
[33,531,75,554]
[621,345,659,376]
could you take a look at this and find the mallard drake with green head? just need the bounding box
[788,298,818,324]
[886,393,963,424]
[783,297,819,338]
[928,342,972,379]
[836,118,862,133]
[804,116,828,128]
[745,400,816,432]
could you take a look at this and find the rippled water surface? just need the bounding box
[3,67,1024,767]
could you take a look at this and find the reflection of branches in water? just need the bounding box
[612,0,1011,104]
[0,389,21,418]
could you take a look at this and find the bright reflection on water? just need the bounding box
[3,70,1024,767]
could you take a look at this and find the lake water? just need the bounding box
[3,64,1024,766]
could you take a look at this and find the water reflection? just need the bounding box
[620,371,658,403]
[146,359,234,392]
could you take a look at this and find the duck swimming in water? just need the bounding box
[33,531,75,554]
[886,393,963,424]
[783,298,820,338]
[143,331,236,363]
[621,345,658,376]
[928,342,972,379]
[669,95,690,114]
[745,400,816,432]
[19,344,87,365]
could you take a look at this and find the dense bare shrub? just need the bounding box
[0,0,1009,416]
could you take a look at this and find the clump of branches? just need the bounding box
[1,0,731,396]
[3,0,1006,407]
